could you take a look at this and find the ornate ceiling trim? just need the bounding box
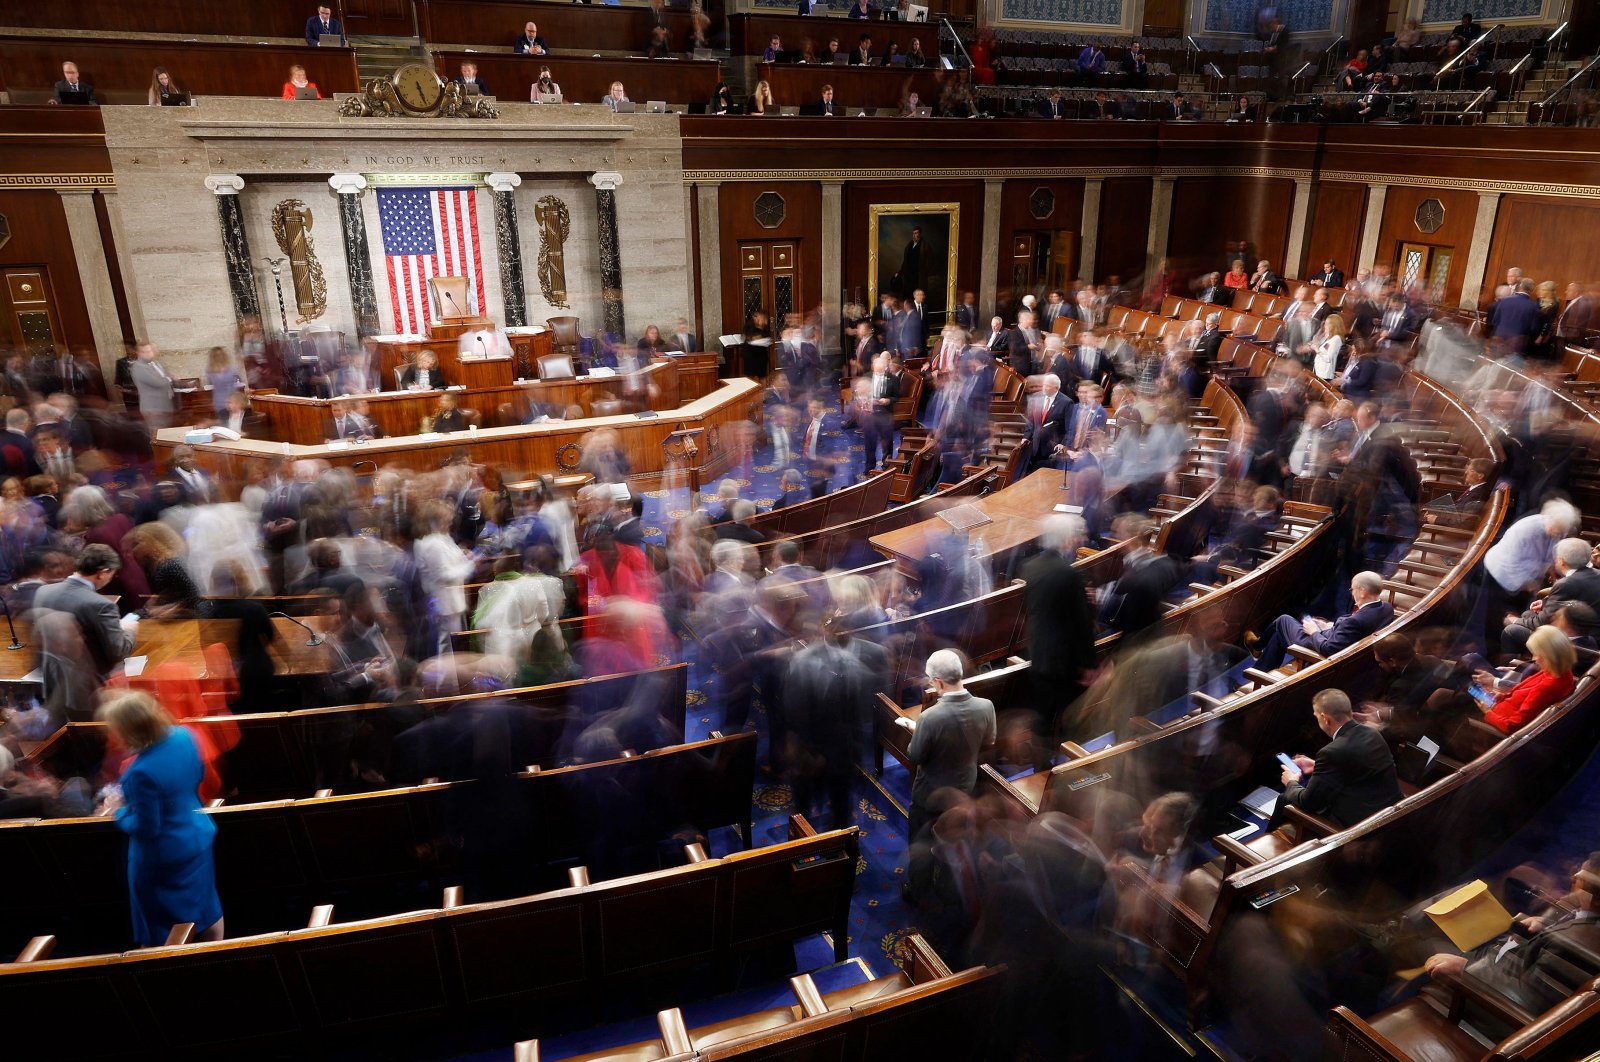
[0,174,116,189]
[1319,171,1600,199]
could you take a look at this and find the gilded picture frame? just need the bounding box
[868,202,960,327]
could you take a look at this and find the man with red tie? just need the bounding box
[1022,373,1072,476]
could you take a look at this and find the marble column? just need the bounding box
[1079,178,1103,283]
[1355,182,1389,272]
[1458,191,1503,310]
[484,172,528,328]
[1145,177,1175,278]
[98,190,148,341]
[695,181,723,340]
[328,173,380,338]
[205,174,261,325]
[589,171,625,337]
[1283,178,1314,279]
[55,189,126,381]
[820,180,844,353]
[979,178,1003,319]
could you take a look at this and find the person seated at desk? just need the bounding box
[515,21,549,55]
[429,392,469,434]
[305,4,344,46]
[906,38,928,69]
[747,79,774,114]
[636,324,667,357]
[1087,91,1121,119]
[455,62,488,96]
[882,41,903,65]
[899,91,926,116]
[400,350,447,390]
[818,37,840,64]
[1249,570,1395,671]
[530,67,562,102]
[219,392,257,438]
[51,61,97,106]
[849,34,875,65]
[1471,626,1578,736]
[848,0,872,16]
[282,65,321,101]
[1226,95,1257,123]
[331,398,383,441]
[708,81,734,114]
[809,84,838,116]
[1277,688,1402,829]
[148,67,188,106]
[763,35,783,62]
[1037,88,1066,118]
[603,81,632,111]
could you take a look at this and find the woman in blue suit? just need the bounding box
[99,691,224,946]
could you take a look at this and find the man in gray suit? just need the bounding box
[33,544,136,722]
[903,649,996,844]
[128,341,177,430]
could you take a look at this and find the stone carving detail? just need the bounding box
[533,195,571,308]
[270,199,328,323]
[339,79,498,119]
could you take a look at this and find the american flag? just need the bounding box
[376,186,487,334]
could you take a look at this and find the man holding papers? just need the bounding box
[1278,689,1400,828]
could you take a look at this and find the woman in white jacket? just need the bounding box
[1313,314,1347,381]
[413,500,477,651]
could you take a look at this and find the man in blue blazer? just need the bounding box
[1251,570,1394,671]
[305,5,345,46]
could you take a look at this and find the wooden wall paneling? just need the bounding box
[1375,184,1480,306]
[0,0,315,38]
[0,107,110,179]
[1484,195,1600,308]
[997,177,1085,316]
[1094,177,1153,295]
[1166,177,1293,282]
[418,0,704,51]
[1302,180,1368,283]
[430,51,721,106]
[0,36,361,105]
[756,62,944,110]
[716,182,823,338]
[0,190,96,356]
[841,180,985,326]
[730,14,938,58]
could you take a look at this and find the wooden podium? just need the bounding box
[663,427,704,508]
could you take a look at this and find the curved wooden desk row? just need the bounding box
[0,817,861,1061]
[251,357,710,446]
[3,729,755,960]
[28,663,690,802]
[430,50,721,106]
[153,377,764,495]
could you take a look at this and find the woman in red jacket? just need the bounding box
[1477,626,1578,735]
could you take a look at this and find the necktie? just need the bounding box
[807,420,820,458]
[774,427,790,465]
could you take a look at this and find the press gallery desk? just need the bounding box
[156,375,764,494]
[248,357,717,445]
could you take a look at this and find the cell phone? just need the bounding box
[1276,752,1302,780]
[1469,683,1498,708]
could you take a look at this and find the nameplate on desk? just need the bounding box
[1053,503,1084,514]
[1067,771,1111,791]
[1247,884,1300,910]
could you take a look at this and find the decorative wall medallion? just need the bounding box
[0,213,9,252]
[270,200,328,323]
[1414,198,1446,234]
[754,191,786,229]
[533,195,571,308]
[1028,187,1055,220]
[555,441,582,472]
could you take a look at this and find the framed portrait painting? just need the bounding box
[868,202,960,325]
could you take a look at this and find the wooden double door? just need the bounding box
[0,267,65,355]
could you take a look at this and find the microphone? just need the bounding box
[444,291,461,316]
[0,592,23,650]
[269,611,325,647]
[477,334,487,358]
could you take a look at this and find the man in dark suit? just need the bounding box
[1088,91,1121,119]
[1555,283,1594,348]
[953,291,979,333]
[1009,310,1044,369]
[1022,515,1096,738]
[1197,272,1231,305]
[1021,373,1073,475]
[667,318,698,353]
[1065,333,1111,390]
[847,319,883,378]
[777,327,822,396]
[784,613,888,831]
[1252,570,1395,671]
[34,544,135,722]
[1279,689,1400,828]
[305,4,345,46]
[981,315,1010,356]
[331,399,383,441]
[798,396,842,490]
[1311,260,1345,288]
[1192,312,1225,368]
[809,84,838,116]
[53,61,97,105]
[1037,89,1066,119]
[1164,93,1198,120]
[861,352,901,472]
[905,288,930,349]
[1373,293,1419,350]
[1040,290,1066,333]
[1502,536,1600,655]
[1488,279,1541,352]
[431,393,468,433]
[848,35,874,65]
[1060,382,1108,468]
[454,62,488,96]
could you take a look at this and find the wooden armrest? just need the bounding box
[513,1041,539,1062]
[902,932,954,982]
[17,935,57,962]
[683,843,710,864]
[567,866,591,888]
[658,1009,693,1056]
[164,923,196,947]
[313,789,333,799]
[1286,642,1324,665]
[1193,691,1224,709]
[788,813,817,840]
[308,904,334,928]
[790,973,828,1018]
[442,886,464,910]
[1060,741,1091,759]
[1213,833,1267,871]
[1282,803,1339,839]
[1243,667,1281,686]
[1450,970,1539,1029]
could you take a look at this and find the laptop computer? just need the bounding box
[613,101,636,112]
[56,89,91,105]
[833,54,848,65]
[463,82,481,96]
[536,92,563,104]
[294,86,319,101]
[907,3,929,19]
[911,105,931,117]
[645,100,667,113]
[318,33,343,47]
[889,54,907,66]
[692,48,714,61]
[159,92,191,107]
